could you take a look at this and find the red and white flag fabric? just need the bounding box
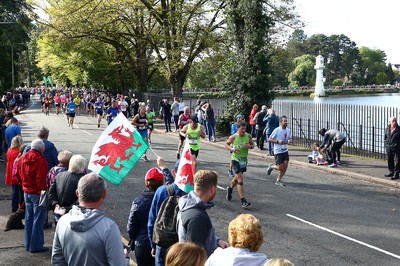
[174,138,194,193]
[88,113,148,185]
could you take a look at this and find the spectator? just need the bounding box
[52,173,130,266]
[17,139,48,253]
[166,242,207,266]
[318,128,346,168]
[47,150,73,188]
[177,170,228,257]
[384,116,400,180]
[163,99,172,132]
[171,97,180,131]
[127,167,164,266]
[203,103,216,142]
[4,117,21,149]
[48,155,87,222]
[5,135,24,212]
[205,214,268,266]
[263,109,279,156]
[264,258,294,266]
[253,106,268,150]
[249,104,258,139]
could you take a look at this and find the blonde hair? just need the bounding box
[264,258,294,266]
[166,242,207,266]
[58,150,73,165]
[10,135,24,149]
[68,155,87,173]
[229,214,263,252]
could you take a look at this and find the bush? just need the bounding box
[332,79,343,86]
[216,114,232,134]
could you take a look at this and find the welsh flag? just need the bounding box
[88,113,148,185]
[174,138,194,193]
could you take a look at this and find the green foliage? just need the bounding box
[332,79,343,86]
[288,54,315,87]
[216,113,233,134]
[222,0,274,119]
[375,72,388,84]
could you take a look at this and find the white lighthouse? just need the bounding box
[314,54,325,97]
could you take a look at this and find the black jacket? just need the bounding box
[384,124,400,152]
[49,171,84,209]
[126,190,155,248]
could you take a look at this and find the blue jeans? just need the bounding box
[206,120,216,140]
[11,185,24,211]
[155,245,167,266]
[24,193,46,252]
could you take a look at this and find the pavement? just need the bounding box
[0,106,399,265]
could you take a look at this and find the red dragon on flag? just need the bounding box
[174,138,194,192]
[89,113,148,185]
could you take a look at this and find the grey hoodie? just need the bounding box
[177,191,219,257]
[52,205,129,266]
[206,247,268,266]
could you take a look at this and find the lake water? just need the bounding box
[275,93,400,107]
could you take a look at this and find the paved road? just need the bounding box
[1,96,400,265]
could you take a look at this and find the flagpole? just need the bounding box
[149,146,158,157]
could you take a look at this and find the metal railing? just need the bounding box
[272,101,400,160]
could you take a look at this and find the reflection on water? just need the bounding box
[275,93,400,107]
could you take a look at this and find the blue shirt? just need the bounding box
[94,102,103,113]
[5,125,21,148]
[67,102,76,114]
[107,107,119,124]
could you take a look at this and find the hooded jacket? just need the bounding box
[177,190,218,257]
[52,205,129,266]
[24,139,59,170]
[205,247,268,266]
[18,149,48,194]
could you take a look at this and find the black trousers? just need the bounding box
[387,149,400,175]
[256,128,265,150]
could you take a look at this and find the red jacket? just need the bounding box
[249,108,258,125]
[18,149,48,194]
[5,148,19,185]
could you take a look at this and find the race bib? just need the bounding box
[139,126,146,130]
[237,158,248,168]
[281,144,287,150]
[188,138,198,145]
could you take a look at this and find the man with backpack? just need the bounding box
[253,105,268,150]
[177,170,229,257]
[148,177,183,266]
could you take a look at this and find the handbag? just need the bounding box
[38,190,49,209]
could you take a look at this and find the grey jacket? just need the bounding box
[177,191,218,257]
[52,205,129,266]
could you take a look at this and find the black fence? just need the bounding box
[272,100,400,160]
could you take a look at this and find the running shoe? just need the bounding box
[226,187,233,201]
[241,198,251,208]
[336,161,342,165]
[328,163,337,168]
[228,169,234,177]
[275,180,285,186]
[98,124,100,128]
[267,163,273,175]
[148,141,151,146]
[176,153,180,159]
[142,155,149,162]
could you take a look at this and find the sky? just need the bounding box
[294,0,399,64]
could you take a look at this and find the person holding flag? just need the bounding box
[179,115,206,171]
[132,105,149,162]
[225,120,255,209]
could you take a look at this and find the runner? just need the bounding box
[106,100,119,125]
[66,98,77,129]
[179,115,206,171]
[267,115,292,186]
[146,106,156,146]
[73,94,81,116]
[43,94,50,116]
[176,106,192,159]
[94,97,104,128]
[53,93,61,115]
[61,94,68,114]
[131,105,149,161]
[225,120,254,208]
[119,95,129,117]
[228,113,244,177]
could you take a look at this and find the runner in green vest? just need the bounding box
[225,121,255,208]
[179,114,206,171]
[146,106,156,145]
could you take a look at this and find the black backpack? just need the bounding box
[152,185,180,248]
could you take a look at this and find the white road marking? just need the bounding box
[82,130,92,136]
[286,214,400,259]
[217,185,226,191]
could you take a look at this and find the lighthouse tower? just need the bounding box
[314,54,325,97]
